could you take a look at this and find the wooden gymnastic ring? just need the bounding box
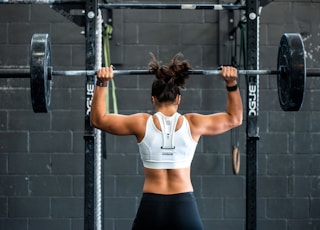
[232,146,240,175]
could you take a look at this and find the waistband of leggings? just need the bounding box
[141,192,195,202]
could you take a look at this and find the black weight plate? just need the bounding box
[277,33,306,111]
[30,33,52,113]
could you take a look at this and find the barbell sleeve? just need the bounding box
[0,67,30,78]
[305,68,320,77]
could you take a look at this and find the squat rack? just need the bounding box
[73,1,263,229]
[0,0,268,230]
[83,2,262,229]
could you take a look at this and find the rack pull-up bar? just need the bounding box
[98,3,245,10]
[0,0,245,10]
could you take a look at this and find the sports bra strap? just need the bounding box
[155,112,180,150]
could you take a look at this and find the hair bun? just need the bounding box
[148,52,191,88]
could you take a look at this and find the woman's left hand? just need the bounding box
[220,66,238,85]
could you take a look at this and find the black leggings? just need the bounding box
[131,192,204,230]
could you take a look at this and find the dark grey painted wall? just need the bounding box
[0,1,319,230]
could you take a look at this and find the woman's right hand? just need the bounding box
[97,66,114,83]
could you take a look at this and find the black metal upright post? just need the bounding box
[245,1,260,230]
[83,0,99,229]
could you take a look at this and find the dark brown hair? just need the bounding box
[149,52,191,103]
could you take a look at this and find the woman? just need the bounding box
[90,53,242,230]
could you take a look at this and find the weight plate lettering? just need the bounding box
[30,33,52,113]
[277,33,306,111]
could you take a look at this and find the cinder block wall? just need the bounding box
[258,2,320,230]
[0,1,319,230]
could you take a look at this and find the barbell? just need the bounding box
[0,33,319,113]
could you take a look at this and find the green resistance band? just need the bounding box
[103,24,118,114]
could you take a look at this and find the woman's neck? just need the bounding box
[156,104,178,116]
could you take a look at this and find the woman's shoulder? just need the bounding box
[129,112,152,123]
[182,113,206,128]
[133,112,152,118]
[183,112,202,120]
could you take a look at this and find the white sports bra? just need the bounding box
[138,112,198,169]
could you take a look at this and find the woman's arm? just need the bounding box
[186,66,243,139]
[90,67,147,137]
[90,67,113,131]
